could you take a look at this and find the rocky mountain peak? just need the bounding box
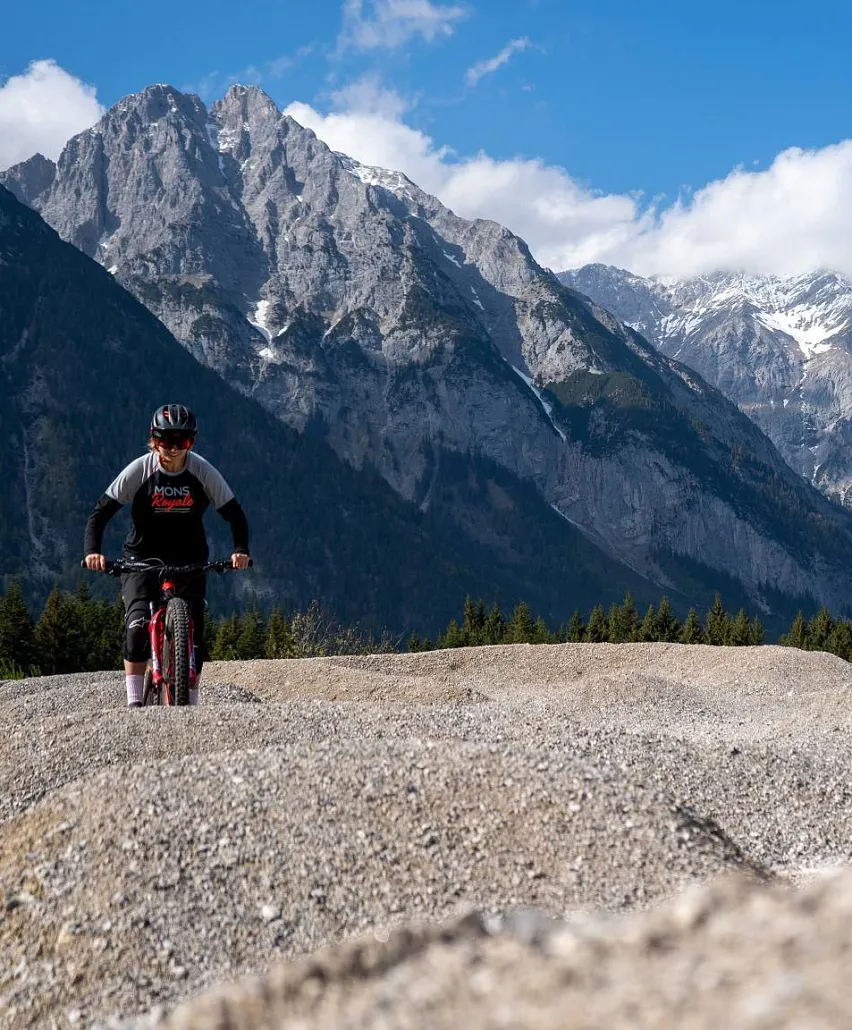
[216,83,280,123]
[106,83,207,133]
[0,150,56,207]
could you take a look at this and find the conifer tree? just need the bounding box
[461,597,486,646]
[782,611,809,650]
[482,604,506,645]
[35,585,78,675]
[638,604,658,642]
[74,584,117,671]
[607,601,623,642]
[728,608,752,646]
[407,632,433,653]
[656,596,681,642]
[586,605,609,643]
[104,595,126,669]
[236,606,266,659]
[266,608,297,658]
[0,582,38,673]
[704,594,730,646]
[826,620,852,662]
[749,617,765,646]
[201,606,218,663]
[441,619,465,649]
[565,610,585,643]
[508,602,535,644]
[680,608,704,644]
[608,592,638,643]
[807,607,833,652]
[621,592,639,641]
[211,613,241,660]
[532,616,550,645]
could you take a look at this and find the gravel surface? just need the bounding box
[165,871,852,1030]
[1,642,851,1029]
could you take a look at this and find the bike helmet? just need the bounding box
[151,404,198,440]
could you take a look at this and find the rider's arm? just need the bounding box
[84,494,122,555]
[217,497,250,555]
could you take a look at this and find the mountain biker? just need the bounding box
[83,404,250,707]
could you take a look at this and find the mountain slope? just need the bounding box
[561,264,852,507]
[0,183,676,631]
[5,84,852,618]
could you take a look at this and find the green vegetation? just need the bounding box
[414,591,765,650]
[1,582,845,679]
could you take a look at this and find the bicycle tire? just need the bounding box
[164,598,191,707]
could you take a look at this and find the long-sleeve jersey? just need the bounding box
[84,451,249,563]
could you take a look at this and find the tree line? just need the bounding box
[0,582,849,678]
[410,593,765,650]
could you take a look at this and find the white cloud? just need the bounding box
[0,60,104,170]
[619,143,852,279]
[465,37,532,87]
[286,86,852,279]
[339,0,467,51]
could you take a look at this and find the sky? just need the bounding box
[4,0,852,278]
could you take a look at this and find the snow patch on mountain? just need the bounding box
[336,155,421,205]
[248,299,273,346]
[510,365,567,442]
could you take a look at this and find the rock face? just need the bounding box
[561,264,852,507]
[7,84,852,614]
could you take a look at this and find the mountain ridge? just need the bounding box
[561,263,852,507]
[5,83,852,618]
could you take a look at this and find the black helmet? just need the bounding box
[151,404,198,439]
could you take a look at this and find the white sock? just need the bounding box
[126,674,145,705]
[189,689,199,706]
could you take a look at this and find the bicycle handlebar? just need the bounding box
[81,557,252,576]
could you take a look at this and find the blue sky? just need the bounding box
[4,0,852,276]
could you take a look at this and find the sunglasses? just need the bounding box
[154,435,193,450]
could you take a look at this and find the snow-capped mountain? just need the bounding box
[561,265,852,506]
[6,84,852,617]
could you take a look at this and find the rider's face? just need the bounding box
[155,437,192,470]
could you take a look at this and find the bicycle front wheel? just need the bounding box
[163,598,191,707]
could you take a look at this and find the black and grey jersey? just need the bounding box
[84,451,249,563]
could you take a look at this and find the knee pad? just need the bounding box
[124,608,151,663]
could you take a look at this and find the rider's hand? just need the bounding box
[85,553,107,571]
[231,553,250,569]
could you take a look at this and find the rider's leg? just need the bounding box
[121,573,155,707]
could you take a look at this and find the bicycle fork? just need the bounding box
[148,603,165,685]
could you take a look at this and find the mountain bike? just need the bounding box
[83,557,251,706]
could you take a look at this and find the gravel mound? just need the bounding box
[165,870,852,1030]
[1,643,851,1028]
